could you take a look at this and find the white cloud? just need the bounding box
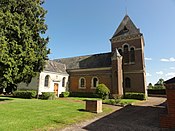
[170,67,175,70]
[145,57,152,61]
[146,72,152,77]
[165,72,175,78]
[156,71,163,75]
[160,57,175,62]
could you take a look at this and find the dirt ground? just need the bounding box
[61,97,175,131]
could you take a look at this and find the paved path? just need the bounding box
[61,97,172,131]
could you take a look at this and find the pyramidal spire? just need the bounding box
[112,15,140,38]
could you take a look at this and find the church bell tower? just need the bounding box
[110,15,147,95]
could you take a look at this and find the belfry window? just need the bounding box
[124,45,129,63]
[125,77,131,88]
[130,47,135,63]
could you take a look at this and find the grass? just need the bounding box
[67,97,101,101]
[0,97,113,131]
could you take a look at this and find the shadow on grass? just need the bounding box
[0,98,13,102]
[78,109,87,112]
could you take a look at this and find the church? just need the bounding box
[55,15,147,97]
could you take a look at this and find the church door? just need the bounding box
[54,83,59,96]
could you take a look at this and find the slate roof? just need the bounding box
[44,60,67,74]
[164,77,175,84]
[54,52,112,70]
[112,15,140,38]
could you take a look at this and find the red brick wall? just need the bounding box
[68,69,112,93]
[123,73,146,93]
[111,36,146,94]
[160,84,175,128]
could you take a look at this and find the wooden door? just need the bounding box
[54,83,58,96]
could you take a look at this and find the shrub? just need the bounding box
[96,84,110,100]
[13,90,36,99]
[41,92,55,100]
[69,92,99,98]
[147,89,166,95]
[124,92,146,100]
[59,91,70,97]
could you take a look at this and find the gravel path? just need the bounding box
[61,97,172,131]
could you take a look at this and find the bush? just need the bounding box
[13,90,36,99]
[96,84,110,100]
[59,91,70,97]
[124,92,146,100]
[41,92,55,100]
[147,89,166,95]
[69,92,99,98]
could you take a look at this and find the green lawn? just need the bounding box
[0,97,113,131]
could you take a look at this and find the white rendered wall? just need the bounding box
[38,71,69,97]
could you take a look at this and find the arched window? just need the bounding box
[62,77,66,87]
[125,77,131,88]
[118,49,122,56]
[92,77,99,88]
[44,75,50,87]
[79,77,86,88]
[124,45,129,63]
[130,47,135,63]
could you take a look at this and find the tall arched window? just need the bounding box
[130,47,135,63]
[79,77,86,88]
[44,75,50,87]
[62,77,66,87]
[92,77,99,88]
[125,77,131,88]
[124,45,129,63]
[118,49,122,56]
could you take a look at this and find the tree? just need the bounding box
[0,0,49,90]
[153,78,165,89]
[148,83,153,89]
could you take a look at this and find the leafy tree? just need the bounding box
[96,84,110,100]
[154,78,165,89]
[148,83,153,89]
[0,0,49,90]
[156,78,164,85]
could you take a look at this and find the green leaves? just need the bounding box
[0,0,49,88]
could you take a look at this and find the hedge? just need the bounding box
[147,89,166,95]
[124,92,146,100]
[69,92,99,98]
[59,91,70,97]
[13,90,37,99]
[41,92,55,100]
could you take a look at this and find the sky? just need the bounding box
[43,0,175,85]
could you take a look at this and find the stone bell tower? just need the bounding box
[110,15,147,95]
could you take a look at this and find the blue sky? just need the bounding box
[43,0,175,85]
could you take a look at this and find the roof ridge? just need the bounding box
[55,52,111,60]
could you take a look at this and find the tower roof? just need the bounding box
[112,15,140,38]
